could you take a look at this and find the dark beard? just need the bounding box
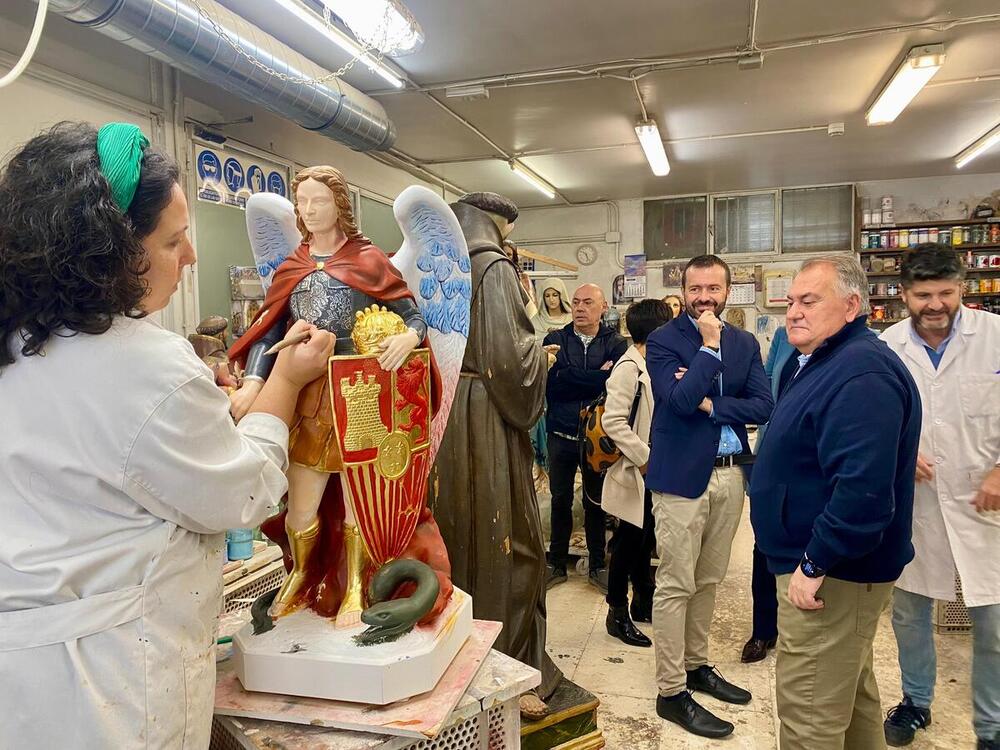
[685,300,727,320]
[913,308,957,333]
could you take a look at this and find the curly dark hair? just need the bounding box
[0,122,180,369]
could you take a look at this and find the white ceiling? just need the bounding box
[228,0,1000,207]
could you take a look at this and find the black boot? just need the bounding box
[630,588,654,623]
[606,606,652,647]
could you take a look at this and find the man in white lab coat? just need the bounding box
[880,243,1000,750]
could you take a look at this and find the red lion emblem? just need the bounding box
[395,357,429,441]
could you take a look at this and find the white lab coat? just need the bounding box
[0,317,290,749]
[881,308,1000,607]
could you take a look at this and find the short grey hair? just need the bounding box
[798,255,870,315]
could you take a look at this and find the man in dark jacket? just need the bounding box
[543,283,628,591]
[646,255,773,739]
[750,256,921,750]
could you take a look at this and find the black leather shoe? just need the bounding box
[656,691,734,738]
[686,665,752,705]
[884,696,931,746]
[606,606,652,647]
[588,568,609,594]
[546,564,567,589]
[740,636,777,663]
[630,590,653,623]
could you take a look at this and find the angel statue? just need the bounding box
[227,166,471,641]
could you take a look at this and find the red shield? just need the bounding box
[329,350,433,567]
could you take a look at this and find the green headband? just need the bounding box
[96,123,149,212]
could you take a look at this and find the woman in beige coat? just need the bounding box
[601,299,673,646]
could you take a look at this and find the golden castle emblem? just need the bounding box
[341,374,389,451]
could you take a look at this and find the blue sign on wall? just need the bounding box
[267,171,287,197]
[223,158,245,193]
[247,165,266,194]
[196,150,221,182]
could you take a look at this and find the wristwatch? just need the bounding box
[799,554,826,579]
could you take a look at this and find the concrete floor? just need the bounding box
[543,501,976,749]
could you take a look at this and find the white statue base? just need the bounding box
[232,588,473,705]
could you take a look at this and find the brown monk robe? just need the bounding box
[428,200,562,701]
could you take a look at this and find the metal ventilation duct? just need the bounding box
[42,0,396,152]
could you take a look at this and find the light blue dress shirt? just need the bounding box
[690,315,741,457]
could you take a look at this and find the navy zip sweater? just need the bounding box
[543,322,628,437]
[749,317,921,583]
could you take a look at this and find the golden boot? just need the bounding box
[335,523,368,628]
[269,516,321,618]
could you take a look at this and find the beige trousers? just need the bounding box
[775,574,895,750]
[651,466,745,697]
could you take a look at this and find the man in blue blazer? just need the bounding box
[646,255,773,739]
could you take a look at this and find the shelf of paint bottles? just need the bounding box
[859,223,1000,251]
[862,252,1000,275]
[868,296,1000,327]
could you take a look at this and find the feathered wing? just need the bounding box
[245,193,299,292]
[389,186,471,464]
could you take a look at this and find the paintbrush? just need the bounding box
[264,330,311,356]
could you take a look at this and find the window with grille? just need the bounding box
[712,193,775,255]
[781,185,853,254]
[643,196,708,261]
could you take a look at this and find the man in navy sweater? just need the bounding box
[543,284,628,591]
[750,256,921,750]
[646,255,773,739]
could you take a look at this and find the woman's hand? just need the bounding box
[271,321,334,387]
[229,379,264,423]
[377,328,421,372]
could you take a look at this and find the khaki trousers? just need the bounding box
[651,467,745,696]
[775,574,894,750]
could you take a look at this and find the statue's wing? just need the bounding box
[389,186,471,463]
[245,193,299,292]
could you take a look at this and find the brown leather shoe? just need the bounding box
[740,636,777,663]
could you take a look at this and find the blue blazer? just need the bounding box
[646,314,773,498]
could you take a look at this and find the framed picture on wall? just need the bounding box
[661,261,686,289]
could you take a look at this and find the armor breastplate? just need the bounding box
[289,271,376,353]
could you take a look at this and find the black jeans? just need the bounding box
[751,543,778,640]
[547,433,607,572]
[606,489,656,608]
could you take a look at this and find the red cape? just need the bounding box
[229,238,415,366]
[229,238,450,620]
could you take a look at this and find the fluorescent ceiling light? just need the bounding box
[635,120,670,176]
[272,0,405,88]
[955,122,1000,169]
[321,0,424,56]
[509,162,556,199]
[866,44,945,126]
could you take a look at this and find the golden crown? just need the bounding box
[351,305,407,355]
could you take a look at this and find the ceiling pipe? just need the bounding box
[38,0,396,151]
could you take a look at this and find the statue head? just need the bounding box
[456,192,518,240]
[291,165,361,242]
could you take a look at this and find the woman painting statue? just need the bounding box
[227,166,449,626]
